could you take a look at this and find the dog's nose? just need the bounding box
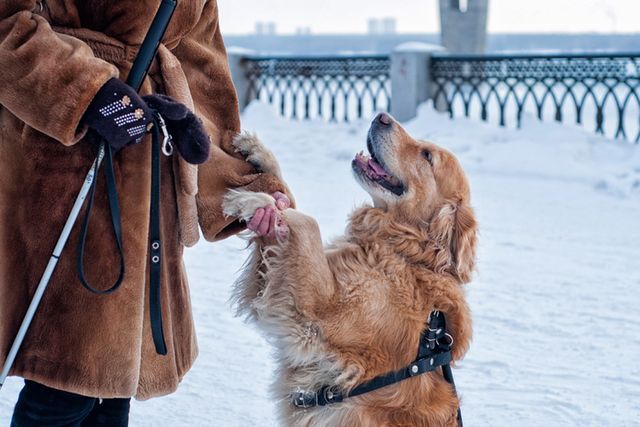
[376,112,393,126]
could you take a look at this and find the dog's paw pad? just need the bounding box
[222,190,275,221]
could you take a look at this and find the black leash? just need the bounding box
[292,311,463,426]
[148,112,171,355]
[76,115,170,356]
[77,142,126,295]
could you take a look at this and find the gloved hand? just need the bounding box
[83,79,210,164]
[142,94,210,164]
[82,78,153,151]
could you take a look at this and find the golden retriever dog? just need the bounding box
[223,113,477,427]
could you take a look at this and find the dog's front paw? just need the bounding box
[232,132,283,180]
[222,190,276,222]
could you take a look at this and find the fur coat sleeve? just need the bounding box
[172,0,289,242]
[0,0,118,145]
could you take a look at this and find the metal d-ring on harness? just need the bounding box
[292,311,463,426]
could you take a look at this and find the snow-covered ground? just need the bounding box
[1,102,639,426]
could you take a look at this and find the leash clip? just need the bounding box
[155,113,174,157]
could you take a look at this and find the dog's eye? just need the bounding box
[422,150,433,165]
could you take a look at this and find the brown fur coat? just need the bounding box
[0,0,287,400]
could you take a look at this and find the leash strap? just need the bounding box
[292,311,462,426]
[77,141,125,295]
[77,114,170,356]
[149,112,167,355]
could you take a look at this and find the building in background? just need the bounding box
[230,0,637,56]
[439,0,488,53]
[368,17,397,35]
[367,18,379,35]
[255,21,277,36]
[295,27,312,36]
[381,18,397,35]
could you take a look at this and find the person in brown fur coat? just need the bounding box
[0,0,290,425]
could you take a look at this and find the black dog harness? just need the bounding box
[292,311,463,426]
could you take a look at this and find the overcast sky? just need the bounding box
[217,0,639,35]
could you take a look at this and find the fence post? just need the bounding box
[227,47,254,113]
[391,43,445,122]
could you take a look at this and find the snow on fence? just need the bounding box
[228,48,640,143]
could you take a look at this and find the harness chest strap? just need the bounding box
[292,311,462,425]
[294,351,453,407]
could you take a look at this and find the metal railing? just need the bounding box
[430,52,640,142]
[242,52,640,142]
[245,55,391,122]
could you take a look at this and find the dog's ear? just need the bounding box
[429,201,478,283]
[450,202,478,283]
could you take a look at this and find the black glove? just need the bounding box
[142,94,210,164]
[83,80,210,165]
[82,78,153,151]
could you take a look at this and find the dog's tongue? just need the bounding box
[368,159,388,177]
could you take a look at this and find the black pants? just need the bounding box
[11,380,131,427]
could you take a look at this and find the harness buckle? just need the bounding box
[292,390,318,409]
